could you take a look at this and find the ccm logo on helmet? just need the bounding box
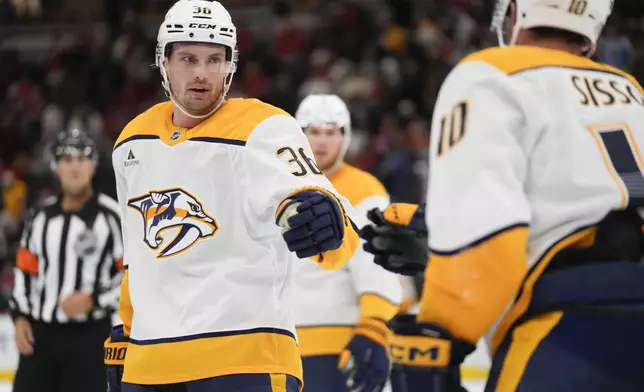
[189,23,217,29]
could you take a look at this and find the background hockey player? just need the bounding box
[11,129,123,392]
[360,0,644,391]
[293,94,402,392]
[103,1,360,391]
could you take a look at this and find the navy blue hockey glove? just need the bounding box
[339,318,391,392]
[388,314,475,392]
[104,325,129,392]
[277,190,345,258]
[361,203,429,276]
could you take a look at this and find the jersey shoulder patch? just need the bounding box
[332,164,387,206]
[195,98,289,144]
[114,102,171,150]
[461,46,631,78]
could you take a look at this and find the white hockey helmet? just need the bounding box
[156,0,238,119]
[491,0,614,56]
[295,94,352,172]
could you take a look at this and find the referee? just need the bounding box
[9,129,124,392]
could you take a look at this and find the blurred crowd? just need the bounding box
[0,0,643,311]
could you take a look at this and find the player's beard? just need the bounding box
[181,86,224,116]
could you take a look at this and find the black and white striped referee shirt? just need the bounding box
[9,193,124,323]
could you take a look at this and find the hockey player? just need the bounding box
[293,94,402,392]
[102,1,360,391]
[360,0,644,391]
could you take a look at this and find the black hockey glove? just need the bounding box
[339,318,392,392]
[104,325,128,392]
[277,190,347,258]
[388,314,475,392]
[360,203,429,276]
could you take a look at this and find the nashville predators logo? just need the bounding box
[127,188,218,258]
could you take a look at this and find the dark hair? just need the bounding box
[529,26,589,48]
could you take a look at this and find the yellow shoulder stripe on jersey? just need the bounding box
[114,102,170,150]
[359,293,399,322]
[462,46,640,82]
[494,311,563,391]
[331,164,388,207]
[118,268,133,336]
[418,225,529,344]
[115,99,289,149]
[187,98,288,144]
[296,326,354,357]
[491,226,596,352]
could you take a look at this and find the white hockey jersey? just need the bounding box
[418,46,644,353]
[293,163,402,356]
[112,99,359,385]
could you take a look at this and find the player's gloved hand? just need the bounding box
[277,190,346,258]
[388,314,475,392]
[338,318,391,392]
[104,325,129,392]
[360,203,429,276]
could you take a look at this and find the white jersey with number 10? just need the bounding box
[420,45,644,354]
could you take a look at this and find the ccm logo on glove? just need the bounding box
[389,334,451,367]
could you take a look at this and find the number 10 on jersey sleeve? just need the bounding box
[587,123,644,208]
